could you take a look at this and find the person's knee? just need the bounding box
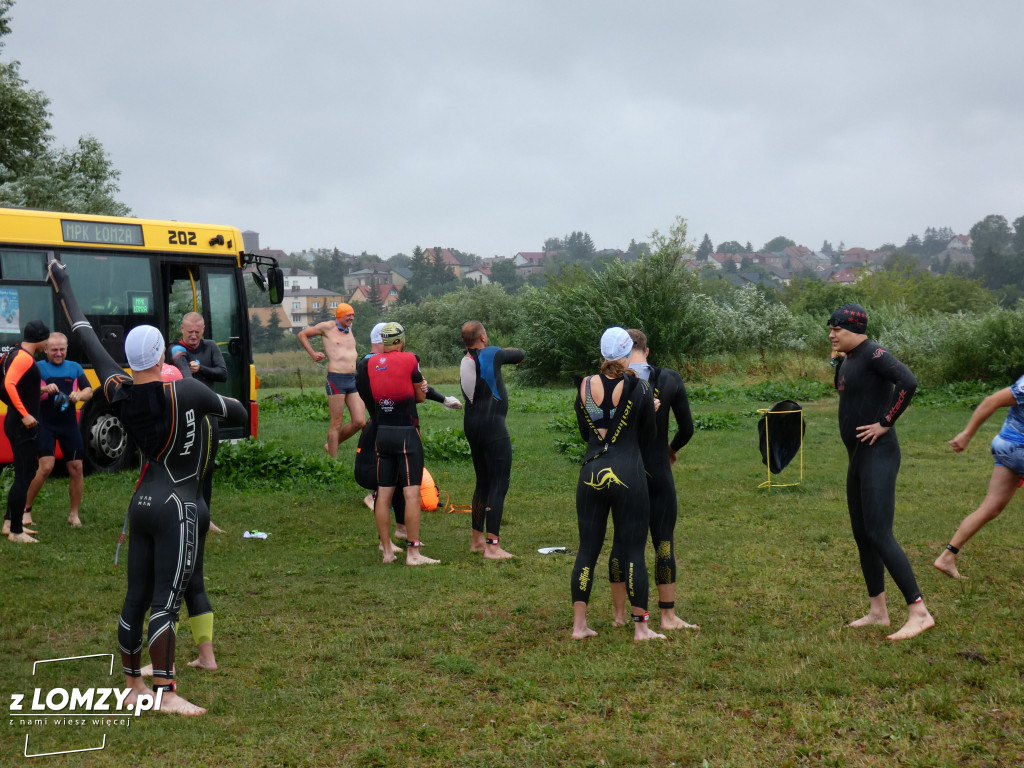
[36,457,56,477]
[67,460,84,479]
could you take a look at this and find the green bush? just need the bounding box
[215,438,339,489]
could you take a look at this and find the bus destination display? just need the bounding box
[61,220,145,247]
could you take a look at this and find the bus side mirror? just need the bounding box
[267,267,285,304]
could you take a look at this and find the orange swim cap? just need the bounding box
[335,303,355,320]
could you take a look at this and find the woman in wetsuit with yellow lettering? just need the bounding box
[570,327,663,641]
[48,260,247,714]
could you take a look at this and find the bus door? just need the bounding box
[164,264,249,440]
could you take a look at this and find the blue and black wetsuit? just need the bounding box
[834,339,921,605]
[609,365,693,589]
[571,373,655,611]
[460,346,524,540]
[49,263,246,679]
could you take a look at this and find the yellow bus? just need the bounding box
[0,206,284,471]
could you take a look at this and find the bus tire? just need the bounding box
[80,400,137,474]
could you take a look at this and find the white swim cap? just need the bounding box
[124,325,166,372]
[370,322,386,344]
[600,326,632,362]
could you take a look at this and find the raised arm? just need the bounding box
[949,387,1016,453]
[47,260,130,393]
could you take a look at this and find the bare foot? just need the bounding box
[8,532,39,543]
[23,516,35,527]
[887,611,935,641]
[470,531,485,553]
[21,526,37,535]
[363,494,375,510]
[612,615,628,628]
[0,520,8,536]
[406,550,440,566]
[209,521,225,534]
[68,515,82,527]
[634,623,667,641]
[155,691,206,716]
[572,625,598,639]
[483,544,514,560]
[660,613,699,631]
[187,657,218,671]
[379,539,403,553]
[933,552,964,579]
[394,526,407,540]
[847,612,890,628]
[381,545,398,564]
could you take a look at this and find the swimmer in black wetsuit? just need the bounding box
[460,321,524,559]
[47,260,248,714]
[829,303,934,642]
[571,327,663,641]
[608,329,698,631]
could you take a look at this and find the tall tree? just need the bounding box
[695,234,713,261]
[0,1,128,213]
[716,240,744,255]
[762,235,795,252]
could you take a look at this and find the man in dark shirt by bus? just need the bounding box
[2,320,50,543]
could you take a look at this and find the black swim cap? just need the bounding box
[828,303,867,334]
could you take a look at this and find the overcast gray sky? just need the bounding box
[6,1,1024,258]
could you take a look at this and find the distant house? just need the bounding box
[423,248,468,278]
[248,306,291,335]
[464,265,491,285]
[283,288,345,329]
[947,234,972,252]
[826,267,860,285]
[349,283,401,311]
[343,265,394,293]
[513,252,546,277]
[281,266,318,291]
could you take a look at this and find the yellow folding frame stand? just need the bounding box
[757,405,804,489]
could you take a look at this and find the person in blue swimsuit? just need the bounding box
[23,332,93,527]
[460,321,524,559]
[934,375,1024,579]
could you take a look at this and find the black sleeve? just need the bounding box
[425,386,445,404]
[668,373,694,451]
[498,348,525,366]
[870,348,917,427]
[572,375,589,442]
[200,340,228,383]
[47,260,131,396]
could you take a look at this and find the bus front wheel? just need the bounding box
[81,402,137,474]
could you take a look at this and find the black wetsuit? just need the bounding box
[460,346,524,539]
[49,264,246,679]
[3,346,42,535]
[609,366,694,589]
[571,373,656,611]
[834,339,921,604]
[355,352,446,523]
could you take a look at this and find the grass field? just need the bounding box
[2,374,1024,767]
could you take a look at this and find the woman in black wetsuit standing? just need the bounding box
[48,260,247,714]
[571,327,663,641]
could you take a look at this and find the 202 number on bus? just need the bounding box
[168,230,197,246]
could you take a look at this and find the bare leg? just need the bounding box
[187,640,218,670]
[848,592,891,628]
[656,584,699,630]
[572,601,597,639]
[404,485,439,565]
[67,460,84,526]
[394,524,407,540]
[325,394,346,458]
[887,601,935,641]
[337,393,366,445]
[470,529,485,553]
[24,456,55,525]
[375,486,398,563]
[935,466,1020,579]
[610,582,628,627]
